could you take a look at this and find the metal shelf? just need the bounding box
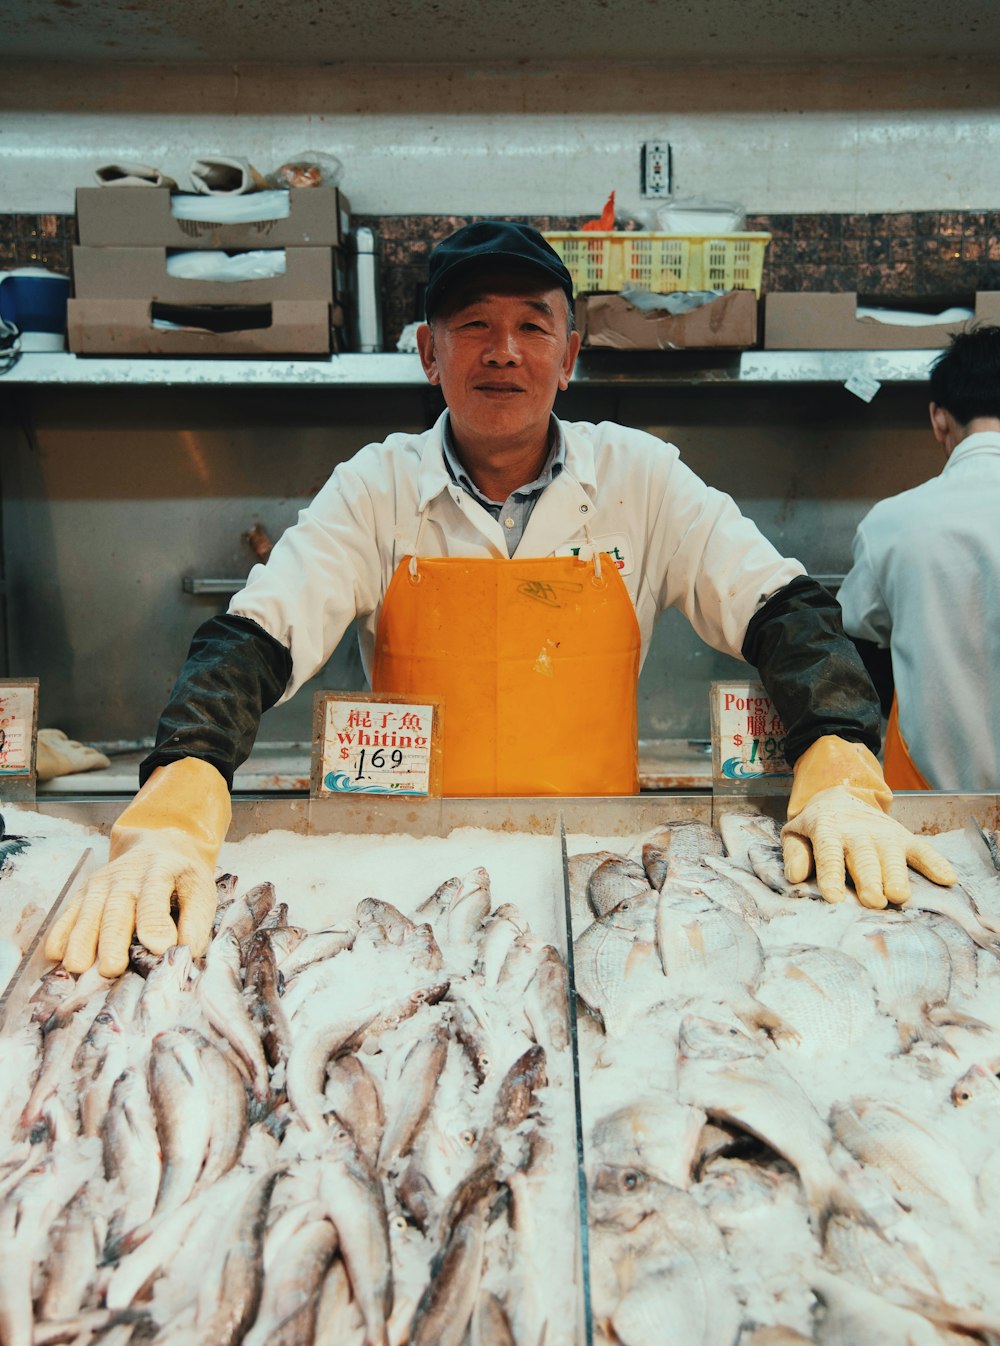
[0,349,940,388]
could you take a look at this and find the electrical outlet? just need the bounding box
[641,142,671,198]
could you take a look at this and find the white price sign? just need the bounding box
[0,679,39,800]
[711,681,792,792]
[312,693,442,797]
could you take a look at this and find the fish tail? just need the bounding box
[740,999,800,1047]
[817,1177,883,1242]
[927,1004,990,1033]
[895,1016,957,1056]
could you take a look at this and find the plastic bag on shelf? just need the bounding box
[169,190,292,224]
[165,250,288,282]
[656,196,747,233]
[269,152,344,189]
[189,156,268,196]
[94,161,177,190]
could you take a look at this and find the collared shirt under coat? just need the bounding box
[229,411,804,705]
[838,429,1000,790]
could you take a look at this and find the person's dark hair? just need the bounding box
[928,324,1000,425]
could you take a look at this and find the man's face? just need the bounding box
[417,269,580,452]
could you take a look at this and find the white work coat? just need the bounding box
[838,430,1000,790]
[230,413,804,703]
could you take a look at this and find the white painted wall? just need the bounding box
[1,60,997,216]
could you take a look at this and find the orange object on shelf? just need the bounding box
[581,190,616,232]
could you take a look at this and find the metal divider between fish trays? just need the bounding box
[0,846,94,1030]
[556,813,596,1346]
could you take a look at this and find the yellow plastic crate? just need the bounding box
[542,231,771,296]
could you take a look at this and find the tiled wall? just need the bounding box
[4,210,998,348]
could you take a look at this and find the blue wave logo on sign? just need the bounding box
[323,770,422,795]
[721,756,792,781]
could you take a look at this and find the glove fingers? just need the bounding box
[175,869,218,958]
[135,866,180,956]
[97,887,138,978]
[782,832,813,885]
[907,839,958,889]
[842,837,888,909]
[63,874,116,973]
[810,824,851,905]
[877,842,911,907]
[44,894,84,962]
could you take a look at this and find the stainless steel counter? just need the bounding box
[0,349,940,387]
[35,737,717,797]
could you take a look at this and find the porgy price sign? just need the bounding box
[710,681,792,794]
[312,692,443,797]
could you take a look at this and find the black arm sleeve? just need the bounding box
[849,636,895,718]
[138,614,293,790]
[741,575,882,766]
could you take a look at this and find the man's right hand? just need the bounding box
[45,757,231,977]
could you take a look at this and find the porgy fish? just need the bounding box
[574,894,665,1036]
[838,916,955,1053]
[829,1097,982,1230]
[903,870,1000,956]
[950,1060,1000,1108]
[717,810,783,870]
[747,842,819,902]
[655,892,793,1041]
[590,1167,741,1346]
[589,1097,706,1191]
[811,1267,975,1346]
[755,946,879,1053]
[588,856,651,915]
[645,820,724,866]
[676,1014,865,1231]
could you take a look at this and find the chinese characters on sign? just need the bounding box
[312,694,442,797]
[711,681,792,794]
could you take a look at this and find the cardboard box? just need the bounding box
[72,245,333,304]
[764,291,1000,350]
[76,187,350,249]
[69,247,342,356]
[67,298,335,356]
[576,289,757,350]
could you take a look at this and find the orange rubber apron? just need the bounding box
[883,692,931,790]
[373,554,641,796]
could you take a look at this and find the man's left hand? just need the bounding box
[782,735,956,908]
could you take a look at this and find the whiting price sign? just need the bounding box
[312,692,443,797]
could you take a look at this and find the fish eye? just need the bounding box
[390,1213,408,1231]
[955,1090,972,1105]
[622,1170,642,1190]
[460,1129,477,1147]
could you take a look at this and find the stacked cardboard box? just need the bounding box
[69,187,350,356]
[763,292,1000,350]
[575,290,757,350]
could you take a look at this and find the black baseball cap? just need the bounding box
[424,220,575,321]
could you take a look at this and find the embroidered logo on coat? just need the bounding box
[555,534,633,575]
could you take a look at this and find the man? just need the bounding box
[839,325,1000,790]
[46,221,955,976]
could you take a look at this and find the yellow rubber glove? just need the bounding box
[45,757,231,976]
[781,736,956,909]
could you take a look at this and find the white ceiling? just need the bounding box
[5,0,1000,66]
